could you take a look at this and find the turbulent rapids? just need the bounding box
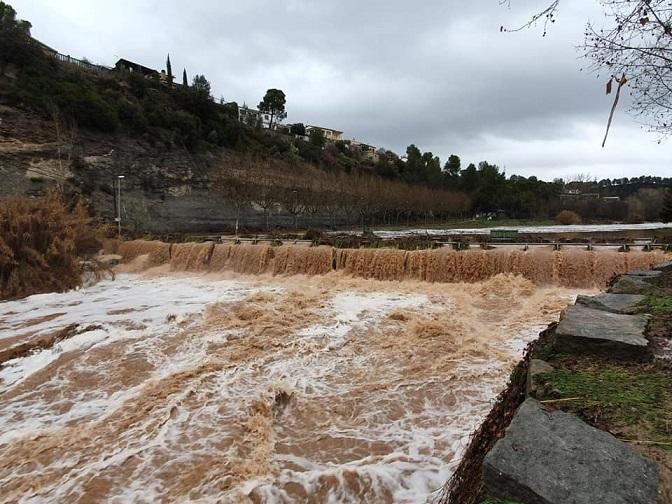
[0,242,667,502]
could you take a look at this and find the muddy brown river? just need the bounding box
[0,266,598,503]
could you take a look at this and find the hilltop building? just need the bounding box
[114,58,160,77]
[238,105,273,129]
[305,125,344,142]
[350,140,379,162]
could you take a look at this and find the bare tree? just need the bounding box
[28,103,79,191]
[583,1,672,137]
[503,1,672,137]
[211,158,254,235]
[279,186,306,230]
[499,0,560,36]
[249,159,278,230]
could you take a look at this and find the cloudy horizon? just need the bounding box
[12,0,672,181]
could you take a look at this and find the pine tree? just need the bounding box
[182,68,188,87]
[166,54,173,83]
[661,188,672,223]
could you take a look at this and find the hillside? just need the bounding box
[1,2,672,233]
[0,4,475,233]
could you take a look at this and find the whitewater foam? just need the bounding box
[0,272,593,503]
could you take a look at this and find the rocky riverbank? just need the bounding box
[439,259,672,504]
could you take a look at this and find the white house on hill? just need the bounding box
[305,125,344,142]
[238,104,273,129]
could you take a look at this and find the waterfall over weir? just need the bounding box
[116,240,666,288]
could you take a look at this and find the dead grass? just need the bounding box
[0,193,105,300]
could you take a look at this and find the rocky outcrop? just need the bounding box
[483,398,659,504]
[0,106,310,232]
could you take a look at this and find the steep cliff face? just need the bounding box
[0,105,246,232]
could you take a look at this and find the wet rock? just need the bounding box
[653,260,672,271]
[626,270,662,280]
[483,398,659,504]
[526,359,554,397]
[554,305,651,360]
[609,275,652,294]
[576,293,645,314]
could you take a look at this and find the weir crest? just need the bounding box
[115,240,667,288]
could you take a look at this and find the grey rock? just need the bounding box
[554,305,651,360]
[526,359,554,397]
[576,293,645,314]
[483,398,659,504]
[609,275,652,294]
[653,260,672,271]
[627,270,662,280]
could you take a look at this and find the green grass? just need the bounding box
[543,364,672,443]
[641,293,672,314]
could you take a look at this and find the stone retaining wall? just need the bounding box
[439,260,671,504]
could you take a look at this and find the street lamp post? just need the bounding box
[116,175,125,237]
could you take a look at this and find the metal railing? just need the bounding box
[53,53,112,74]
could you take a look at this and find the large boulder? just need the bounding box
[610,275,652,294]
[575,293,645,314]
[554,305,651,360]
[483,398,659,504]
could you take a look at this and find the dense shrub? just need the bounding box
[556,209,582,225]
[50,79,119,131]
[0,194,103,300]
[295,139,323,164]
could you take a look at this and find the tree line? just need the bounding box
[210,156,471,231]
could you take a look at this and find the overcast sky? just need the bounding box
[12,0,672,181]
